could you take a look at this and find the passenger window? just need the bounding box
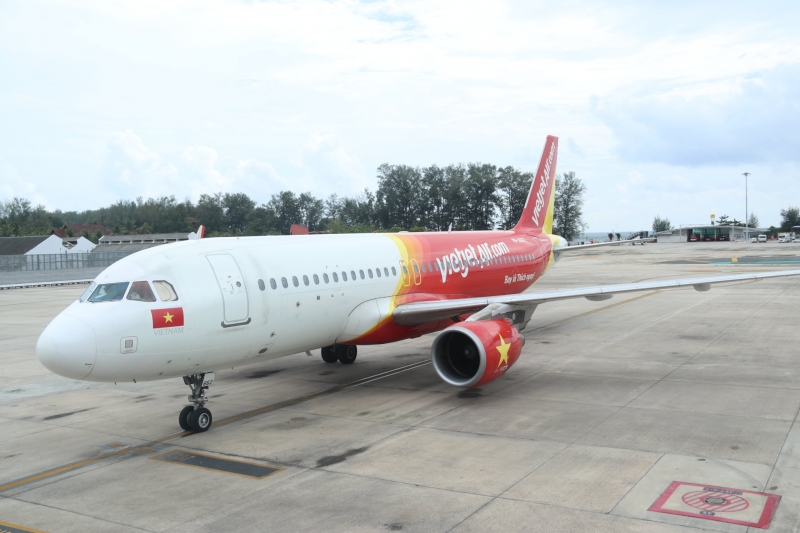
[388,267,393,276]
[421,263,426,272]
[303,275,309,286]
[351,270,356,280]
[413,264,419,274]
[258,279,266,291]
[292,276,299,287]
[313,274,319,285]
[88,282,129,303]
[342,271,348,282]
[270,278,277,289]
[281,277,288,288]
[434,263,439,272]
[323,273,329,283]
[153,281,178,301]
[127,281,157,302]
[360,270,365,279]
[333,272,339,282]
[376,268,381,278]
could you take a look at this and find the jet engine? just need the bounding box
[431,319,524,388]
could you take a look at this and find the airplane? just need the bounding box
[36,136,800,432]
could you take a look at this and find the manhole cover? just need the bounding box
[681,490,750,513]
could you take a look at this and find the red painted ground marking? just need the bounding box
[649,481,780,529]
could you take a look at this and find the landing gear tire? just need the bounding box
[336,344,357,364]
[178,405,194,431]
[180,372,215,432]
[321,346,338,363]
[190,407,212,432]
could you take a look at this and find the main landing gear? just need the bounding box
[179,372,215,432]
[321,345,357,364]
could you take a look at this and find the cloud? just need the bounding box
[596,64,800,166]
[103,131,290,203]
[0,162,51,209]
[104,130,180,198]
[295,133,369,193]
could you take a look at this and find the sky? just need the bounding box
[1,0,799,231]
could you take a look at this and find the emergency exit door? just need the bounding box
[206,254,250,326]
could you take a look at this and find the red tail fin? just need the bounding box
[514,135,558,234]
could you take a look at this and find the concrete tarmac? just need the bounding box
[1,242,799,532]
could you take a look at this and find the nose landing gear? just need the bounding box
[179,373,215,432]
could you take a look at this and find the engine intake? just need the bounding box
[431,319,523,388]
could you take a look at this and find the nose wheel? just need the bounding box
[179,373,215,432]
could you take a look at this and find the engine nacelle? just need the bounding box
[431,319,523,388]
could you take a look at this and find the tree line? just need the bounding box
[0,163,590,240]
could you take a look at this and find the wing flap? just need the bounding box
[392,270,800,326]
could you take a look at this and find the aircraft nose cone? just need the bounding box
[36,314,97,380]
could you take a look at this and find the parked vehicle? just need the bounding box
[758,234,768,243]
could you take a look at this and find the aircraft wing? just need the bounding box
[554,237,655,254]
[392,270,800,326]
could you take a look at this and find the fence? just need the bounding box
[0,252,133,273]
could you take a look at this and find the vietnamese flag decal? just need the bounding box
[151,307,184,328]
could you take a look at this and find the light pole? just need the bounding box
[742,172,750,240]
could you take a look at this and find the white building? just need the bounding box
[0,235,68,255]
[657,225,769,243]
[65,236,97,253]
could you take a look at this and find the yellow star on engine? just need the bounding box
[163,312,174,323]
[496,335,510,367]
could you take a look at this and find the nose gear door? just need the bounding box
[206,254,250,327]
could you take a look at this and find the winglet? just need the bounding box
[514,135,558,234]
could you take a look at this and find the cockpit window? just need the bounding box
[88,282,129,302]
[127,281,157,302]
[80,282,96,302]
[153,280,179,302]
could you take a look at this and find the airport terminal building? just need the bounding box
[657,224,768,243]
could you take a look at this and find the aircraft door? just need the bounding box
[399,260,411,287]
[206,254,251,326]
[410,259,422,285]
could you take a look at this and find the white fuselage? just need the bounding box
[37,234,408,382]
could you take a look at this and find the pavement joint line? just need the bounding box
[0,359,432,494]
[755,279,800,492]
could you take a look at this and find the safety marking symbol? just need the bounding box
[649,481,781,529]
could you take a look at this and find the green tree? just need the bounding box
[420,165,447,231]
[652,215,673,233]
[497,166,533,230]
[552,171,587,241]
[780,207,800,231]
[747,213,759,228]
[222,192,255,234]
[376,164,422,230]
[195,193,224,233]
[463,163,499,230]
